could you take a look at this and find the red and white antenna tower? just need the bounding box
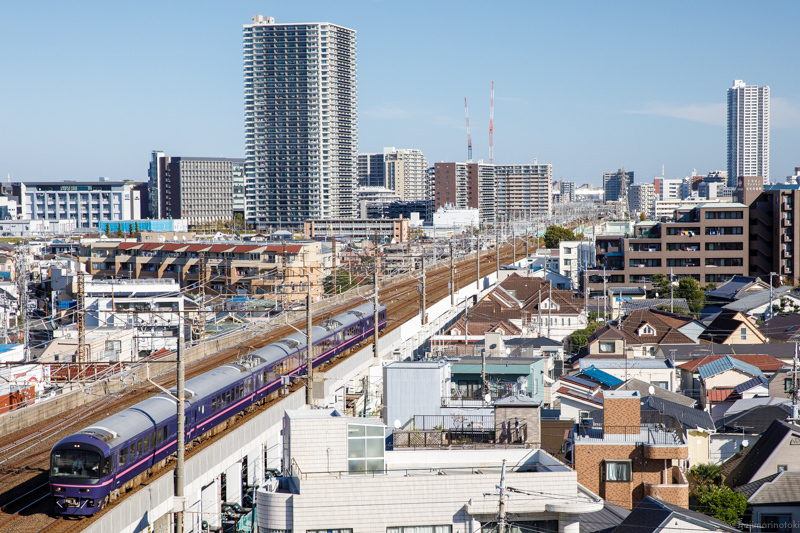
[464,97,473,162]
[489,81,495,164]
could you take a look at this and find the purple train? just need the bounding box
[49,302,386,516]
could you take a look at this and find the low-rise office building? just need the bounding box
[304,218,410,243]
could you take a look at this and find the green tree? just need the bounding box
[689,464,721,487]
[134,222,140,234]
[324,269,356,294]
[543,225,575,249]
[567,323,598,354]
[639,212,646,221]
[650,275,707,316]
[693,485,747,526]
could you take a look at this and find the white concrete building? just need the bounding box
[384,147,429,202]
[432,205,480,230]
[13,180,143,230]
[558,240,594,289]
[654,177,684,200]
[628,183,655,219]
[244,15,358,228]
[0,219,76,237]
[653,197,732,221]
[256,409,604,533]
[728,79,770,186]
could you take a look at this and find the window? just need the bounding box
[760,514,792,532]
[309,530,352,533]
[386,526,453,533]
[599,342,615,353]
[740,327,747,340]
[785,378,794,393]
[347,424,385,474]
[605,460,631,482]
[777,465,788,473]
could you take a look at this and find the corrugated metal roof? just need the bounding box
[698,354,765,380]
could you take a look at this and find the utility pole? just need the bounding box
[670,267,674,313]
[495,230,500,277]
[769,272,776,321]
[374,230,380,361]
[420,254,427,325]
[497,459,507,533]
[547,281,552,339]
[331,231,337,295]
[449,241,455,306]
[791,343,799,422]
[481,348,487,398]
[77,270,86,377]
[305,267,313,405]
[476,234,480,290]
[174,311,185,533]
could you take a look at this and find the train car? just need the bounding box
[50,302,386,516]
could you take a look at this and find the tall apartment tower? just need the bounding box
[384,148,429,202]
[357,152,385,188]
[603,169,633,202]
[243,15,358,229]
[727,80,770,186]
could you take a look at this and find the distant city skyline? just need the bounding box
[1,2,800,186]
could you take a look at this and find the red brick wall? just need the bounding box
[604,397,641,433]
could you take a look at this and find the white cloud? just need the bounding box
[771,97,800,129]
[629,102,725,126]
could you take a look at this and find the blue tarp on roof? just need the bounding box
[698,355,766,381]
[580,365,624,387]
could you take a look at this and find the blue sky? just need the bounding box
[1,1,799,186]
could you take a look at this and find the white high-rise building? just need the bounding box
[383,147,429,202]
[628,183,655,219]
[243,16,358,229]
[727,80,770,186]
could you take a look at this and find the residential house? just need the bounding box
[677,354,784,412]
[712,400,793,465]
[552,374,604,421]
[759,313,800,342]
[704,275,771,306]
[738,471,800,533]
[722,286,800,320]
[640,395,715,468]
[614,496,740,533]
[657,343,797,368]
[571,390,689,510]
[699,309,767,344]
[581,325,627,359]
[722,419,800,488]
[574,365,624,389]
[615,309,700,358]
[766,367,797,399]
[578,358,677,392]
[611,378,697,408]
[460,273,587,342]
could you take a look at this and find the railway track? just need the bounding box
[0,237,537,532]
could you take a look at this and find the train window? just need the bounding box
[212,397,216,411]
[162,426,168,443]
[102,458,111,476]
[151,432,157,448]
[228,390,232,403]
[247,380,252,394]
[137,440,142,455]
[143,435,149,453]
[120,448,127,466]
[130,444,136,458]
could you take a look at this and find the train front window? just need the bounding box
[51,449,102,478]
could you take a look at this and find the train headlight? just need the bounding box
[55,487,65,492]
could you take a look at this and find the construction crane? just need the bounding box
[489,81,495,165]
[464,97,473,162]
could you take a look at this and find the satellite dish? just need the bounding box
[484,393,492,404]
[742,439,750,447]
[393,419,401,429]
[505,348,511,355]
[648,385,655,395]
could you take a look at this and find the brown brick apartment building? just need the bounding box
[79,241,324,300]
[585,202,749,295]
[572,390,689,510]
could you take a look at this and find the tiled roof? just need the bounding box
[697,355,766,381]
[467,273,586,322]
[614,496,739,533]
[677,354,786,373]
[705,275,767,301]
[579,501,630,533]
[724,286,793,313]
[586,325,625,344]
[759,313,800,342]
[733,375,767,394]
[555,386,603,406]
[734,473,780,498]
[749,471,800,504]
[561,374,601,391]
[716,403,793,434]
[706,388,736,403]
[617,309,695,346]
[698,309,766,344]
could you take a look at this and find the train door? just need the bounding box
[201,479,219,530]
